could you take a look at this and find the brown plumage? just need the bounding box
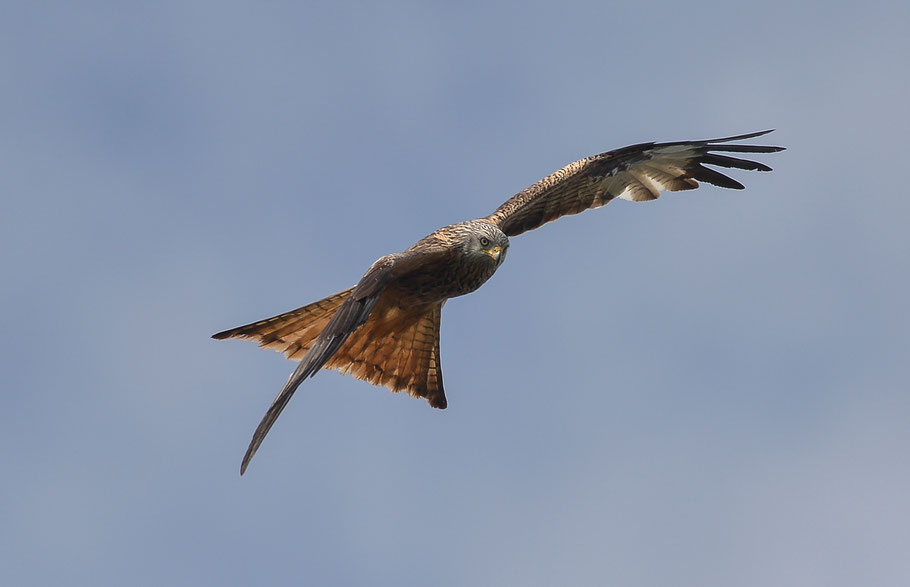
[214,130,784,474]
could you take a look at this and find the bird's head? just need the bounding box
[461,220,509,266]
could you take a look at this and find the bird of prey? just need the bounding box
[214,130,784,474]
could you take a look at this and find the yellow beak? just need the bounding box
[484,245,503,261]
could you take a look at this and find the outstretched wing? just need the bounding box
[486,130,784,237]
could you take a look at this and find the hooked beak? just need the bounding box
[483,245,503,262]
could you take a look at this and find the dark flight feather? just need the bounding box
[487,130,784,237]
[238,258,395,474]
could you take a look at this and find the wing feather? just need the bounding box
[238,255,398,474]
[227,245,453,474]
[486,130,784,237]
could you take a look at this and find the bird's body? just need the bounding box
[393,220,510,301]
[214,130,784,474]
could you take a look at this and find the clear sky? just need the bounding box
[3,2,909,586]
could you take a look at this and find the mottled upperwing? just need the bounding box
[486,130,784,237]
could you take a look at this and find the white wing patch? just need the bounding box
[613,148,703,201]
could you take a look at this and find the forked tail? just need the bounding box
[212,287,355,360]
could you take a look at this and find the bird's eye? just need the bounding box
[479,237,490,247]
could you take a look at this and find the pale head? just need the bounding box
[456,219,509,267]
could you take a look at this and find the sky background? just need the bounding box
[2,1,909,585]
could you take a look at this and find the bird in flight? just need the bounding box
[214,130,784,474]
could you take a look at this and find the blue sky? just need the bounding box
[2,1,909,585]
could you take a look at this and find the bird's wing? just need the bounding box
[237,248,448,475]
[486,130,784,237]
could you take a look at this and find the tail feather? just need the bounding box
[329,301,447,409]
[214,292,448,409]
[212,287,355,360]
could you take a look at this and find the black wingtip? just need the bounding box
[239,404,279,477]
[703,130,784,152]
[660,130,785,154]
[240,425,266,476]
[706,129,775,143]
[212,328,234,340]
